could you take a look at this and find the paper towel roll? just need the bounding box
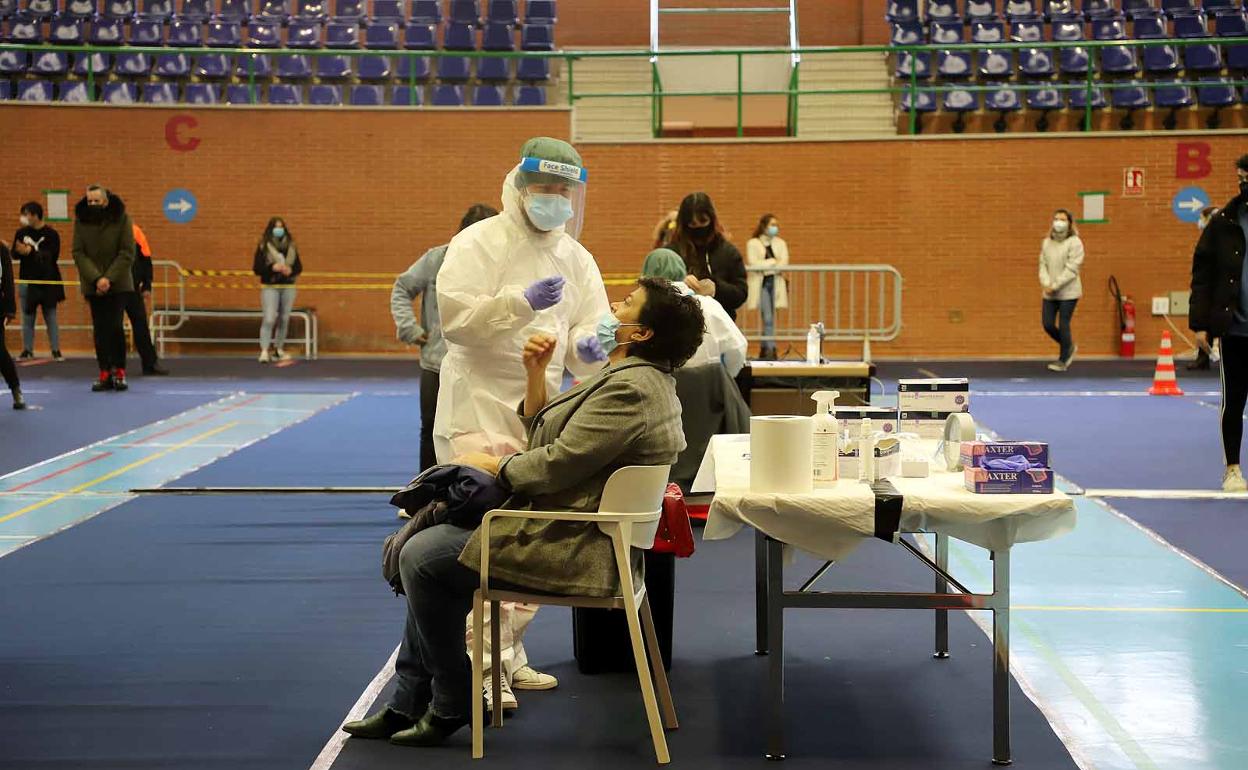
[942,412,976,471]
[750,415,814,494]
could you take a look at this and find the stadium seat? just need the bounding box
[526,0,556,23]
[90,16,125,43]
[114,52,152,75]
[269,83,303,104]
[517,55,549,81]
[894,51,931,79]
[366,19,399,47]
[23,0,55,18]
[154,53,191,76]
[1122,0,1162,19]
[296,0,327,20]
[899,87,937,137]
[472,83,503,105]
[0,0,16,16]
[1053,20,1091,75]
[966,1,999,22]
[31,48,69,75]
[72,52,110,76]
[319,20,359,77]
[1094,18,1140,74]
[1217,11,1248,70]
[332,0,364,20]
[1044,1,1080,21]
[7,13,41,42]
[1004,0,1042,21]
[1135,15,1181,74]
[439,21,475,80]
[935,21,972,79]
[1081,0,1116,18]
[521,22,554,50]
[287,18,322,47]
[349,83,382,104]
[479,21,514,80]
[309,84,342,104]
[215,0,248,21]
[176,0,211,21]
[1110,81,1151,128]
[0,81,10,100]
[17,79,53,101]
[449,0,479,25]
[372,0,403,21]
[943,88,978,133]
[891,21,924,45]
[1027,86,1062,130]
[1176,14,1224,72]
[128,18,161,44]
[65,0,96,18]
[514,84,545,105]
[277,54,313,78]
[926,1,959,21]
[0,50,27,74]
[255,0,291,22]
[1161,0,1199,18]
[197,21,238,76]
[1197,77,1237,127]
[410,0,441,23]
[185,82,221,103]
[405,22,435,48]
[168,18,202,45]
[931,19,961,44]
[489,0,518,25]
[1154,80,1194,129]
[143,82,178,103]
[1020,46,1056,76]
[431,83,464,105]
[100,81,137,103]
[317,55,354,79]
[391,83,424,105]
[58,80,92,101]
[359,54,392,78]
[136,0,172,20]
[1069,84,1108,110]
[226,83,261,103]
[986,87,1021,132]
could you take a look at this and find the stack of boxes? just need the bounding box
[961,441,1055,494]
[897,378,971,439]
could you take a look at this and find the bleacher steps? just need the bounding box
[795,51,895,139]
[571,56,655,142]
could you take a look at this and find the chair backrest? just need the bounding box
[597,465,671,549]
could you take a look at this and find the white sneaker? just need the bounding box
[484,675,518,711]
[511,665,558,691]
[273,347,287,361]
[258,350,271,363]
[1222,466,1247,492]
[1062,343,1078,369]
[1046,361,1067,372]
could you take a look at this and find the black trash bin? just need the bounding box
[572,550,675,674]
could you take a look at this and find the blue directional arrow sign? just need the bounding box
[162,188,198,224]
[1171,186,1210,224]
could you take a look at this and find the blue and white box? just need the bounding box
[835,406,899,435]
[959,441,1050,470]
[897,378,970,413]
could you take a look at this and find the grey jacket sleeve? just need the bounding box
[500,378,645,497]
[390,254,433,344]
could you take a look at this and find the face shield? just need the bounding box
[515,156,588,240]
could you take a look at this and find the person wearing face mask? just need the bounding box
[12,202,65,362]
[125,223,169,376]
[669,192,748,321]
[1188,206,1221,372]
[72,185,135,392]
[342,277,701,748]
[1,241,28,409]
[433,137,610,711]
[745,213,790,360]
[1039,208,1085,372]
[1189,154,1248,492]
[252,217,302,363]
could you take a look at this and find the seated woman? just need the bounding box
[344,276,704,748]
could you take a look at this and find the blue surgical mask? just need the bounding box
[766,225,779,238]
[272,227,286,239]
[525,193,574,231]
[596,313,641,355]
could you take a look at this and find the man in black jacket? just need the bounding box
[126,222,168,376]
[72,185,135,393]
[1,243,28,409]
[1190,154,1248,491]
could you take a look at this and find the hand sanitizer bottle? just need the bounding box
[805,324,821,364]
[810,390,840,485]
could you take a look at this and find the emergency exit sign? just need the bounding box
[1124,167,1145,197]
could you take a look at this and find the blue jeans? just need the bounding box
[18,284,60,353]
[759,275,776,354]
[1041,298,1078,362]
[259,286,295,351]
[389,523,478,720]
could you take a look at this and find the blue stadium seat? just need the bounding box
[185,82,221,103]
[136,0,171,20]
[295,0,327,20]
[350,83,382,104]
[237,52,272,76]
[1122,0,1162,19]
[211,0,245,20]
[0,0,15,16]
[18,79,53,101]
[489,0,518,25]
[515,84,545,105]
[1110,80,1151,128]
[526,0,556,23]
[0,49,27,73]
[277,54,312,78]
[90,16,125,43]
[1161,0,1199,18]
[517,55,549,81]
[893,51,931,79]
[66,0,96,18]
[1010,18,1043,41]
[1004,0,1042,20]
[1026,86,1063,111]
[1069,84,1108,109]
[206,19,240,45]
[1081,0,1116,18]
[1135,15,1182,73]
[175,0,210,21]
[521,22,553,50]
[482,21,513,50]
[31,48,70,74]
[0,81,11,100]
[1217,11,1248,70]
[891,21,924,45]
[168,18,202,45]
[195,54,232,77]
[899,87,937,114]
[986,87,1021,132]
[405,22,435,48]
[321,18,359,75]
[248,19,280,46]
[154,52,191,76]
[317,55,353,78]
[1095,19,1140,74]
[287,18,322,47]
[926,0,959,21]
[358,54,392,78]
[431,83,464,105]
[23,0,56,18]
[395,53,430,79]
[444,20,476,49]
[332,0,364,20]
[1153,79,1194,128]
[978,48,1014,77]
[129,18,163,43]
[931,19,961,44]
[100,80,137,103]
[49,14,84,43]
[114,52,151,75]
[1020,46,1056,76]
[373,0,403,21]
[472,83,503,105]
[438,56,471,80]
[366,19,399,47]
[1176,14,1225,72]
[143,82,177,102]
[935,21,972,78]
[449,0,479,25]
[1204,0,1242,17]
[478,57,509,80]
[269,83,303,104]
[943,88,978,133]
[410,0,441,23]
[1044,1,1079,21]
[58,80,92,101]
[1198,77,1238,127]
[72,51,110,76]
[391,83,423,104]
[309,84,342,104]
[966,1,999,22]
[7,13,42,42]
[255,0,291,22]
[226,83,261,103]
[1054,20,1091,75]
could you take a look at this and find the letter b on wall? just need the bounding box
[1176,142,1211,180]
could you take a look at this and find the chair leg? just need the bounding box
[640,595,679,730]
[490,599,503,728]
[614,539,671,764]
[472,591,485,759]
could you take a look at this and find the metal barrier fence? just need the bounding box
[12,258,186,340]
[5,36,1248,136]
[738,264,903,350]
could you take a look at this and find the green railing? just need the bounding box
[4,38,1248,136]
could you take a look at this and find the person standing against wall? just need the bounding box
[73,185,135,393]
[1188,206,1221,372]
[391,203,498,472]
[253,217,302,363]
[745,213,789,360]
[1039,208,1084,372]
[13,202,64,362]
[1,241,28,409]
[126,223,169,376]
[1190,154,1248,492]
[668,192,748,321]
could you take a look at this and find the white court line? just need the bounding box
[973,390,1222,397]
[308,645,400,770]
[1084,489,1247,500]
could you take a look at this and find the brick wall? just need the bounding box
[0,103,1236,359]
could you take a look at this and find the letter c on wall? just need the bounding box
[165,115,201,152]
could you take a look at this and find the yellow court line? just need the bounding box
[0,422,239,526]
[1013,605,1248,614]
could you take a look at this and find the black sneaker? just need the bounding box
[112,369,129,392]
[51,350,64,362]
[12,391,26,410]
[92,371,114,392]
[18,350,33,360]
[142,364,170,376]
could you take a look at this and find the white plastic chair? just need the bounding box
[471,465,678,764]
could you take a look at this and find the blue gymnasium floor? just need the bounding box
[0,357,1244,770]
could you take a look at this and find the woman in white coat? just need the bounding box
[434,137,611,709]
[1039,208,1085,372]
[745,213,788,360]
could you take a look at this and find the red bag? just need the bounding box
[652,483,696,557]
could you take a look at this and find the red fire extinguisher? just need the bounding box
[1110,276,1135,358]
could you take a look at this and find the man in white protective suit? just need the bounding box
[434,137,610,711]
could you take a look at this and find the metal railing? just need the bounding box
[740,264,903,349]
[4,37,1248,136]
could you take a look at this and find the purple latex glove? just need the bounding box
[981,455,1044,471]
[523,275,565,311]
[575,335,608,364]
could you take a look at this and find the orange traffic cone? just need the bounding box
[1148,331,1184,396]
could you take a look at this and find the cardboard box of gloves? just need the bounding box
[961,441,1055,494]
[897,378,970,439]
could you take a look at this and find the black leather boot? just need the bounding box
[388,708,470,747]
[341,708,416,740]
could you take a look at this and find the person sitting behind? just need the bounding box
[343,276,704,748]
[642,247,746,377]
